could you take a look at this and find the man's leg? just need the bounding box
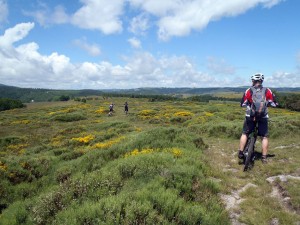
[261,137,268,156]
[238,133,248,159]
[238,117,253,159]
[261,137,268,163]
[239,134,248,151]
[259,118,269,163]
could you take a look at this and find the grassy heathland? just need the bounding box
[0,97,299,225]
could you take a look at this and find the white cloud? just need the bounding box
[266,72,300,87]
[0,23,223,89]
[52,5,69,24]
[128,13,150,35]
[1,23,298,89]
[0,0,8,24]
[265,52,300,87]
[73,38,101,56]
[263,0,285,8]
[23,4,69,26]
[128,0,285,40]
[71,0,124,34]
[0,22,34,48]
[23,1,124,34]
[128,37,141,49]
[22,0,285,39]
[23,11,47,27]
[129,0,178,17]
[206,57,236,75]
[0,23,75,87]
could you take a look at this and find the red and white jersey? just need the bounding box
[240,86,277,117]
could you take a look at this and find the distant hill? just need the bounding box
[0,83,299,102]
[103,87,300,95]
[0,84,103,102]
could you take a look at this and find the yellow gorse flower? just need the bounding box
[7,144,28,154]
[124,148,154,157]
[77,104,91,109]
[138,110,157,119]
[135,127,142,132]
[48,104,91,115]
[11,120,30,125]
[95,107,107,114]
[174,111,193,117]
[138,110,156,116]
[171,148,182,158]
[93,136,125,149]
[0,161,7,171]
[124,147,183,158]
[204,112,214,117]
[72,134,95,144]
[51,135,64,147]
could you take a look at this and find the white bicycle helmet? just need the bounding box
[251,73,264,82]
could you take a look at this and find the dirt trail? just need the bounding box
[205,138,300,225]
[267,175,300,215]
[219,183,257,225]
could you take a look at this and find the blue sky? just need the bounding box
[0,0,299,89]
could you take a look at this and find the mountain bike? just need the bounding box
[243,122,258,171]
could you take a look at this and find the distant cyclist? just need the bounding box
[238,73,278,163]
[124,102,129,115]
[108,103,114,116]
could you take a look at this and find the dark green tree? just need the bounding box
[59,95,70,101]
[0,98,25,111]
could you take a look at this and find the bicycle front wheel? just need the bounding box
[244,137,255,171]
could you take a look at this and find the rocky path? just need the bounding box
[204,138,300,225]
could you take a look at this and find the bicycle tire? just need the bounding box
[244,137,255,171]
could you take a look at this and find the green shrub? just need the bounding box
[170,116,190,123]
[0,179,13,213]
[193,137,208,149]
[55,166,72,183]
[0,136,25,148]
[58,95,70,101]
[128,127,198,150]
[31,187,71,224]
[0,201,28,225]
[269,117,300,138]
[0,98,25,111]
[60,151,84,161]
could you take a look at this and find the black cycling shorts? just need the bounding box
[242,117,269,137]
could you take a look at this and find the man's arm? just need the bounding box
[266,88,278,107]
[241,88,252,107]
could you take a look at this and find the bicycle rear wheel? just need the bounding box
[244,137,255,171]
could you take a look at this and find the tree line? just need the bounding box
[275,92,300,111]
[1,84,299,112]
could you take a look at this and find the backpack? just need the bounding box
[250,86,267,117]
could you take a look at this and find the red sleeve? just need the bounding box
[245,88,252,103]
[240,88,252,106]
[266,88,275,101]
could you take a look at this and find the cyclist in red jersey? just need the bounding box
[238,73,278,163]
